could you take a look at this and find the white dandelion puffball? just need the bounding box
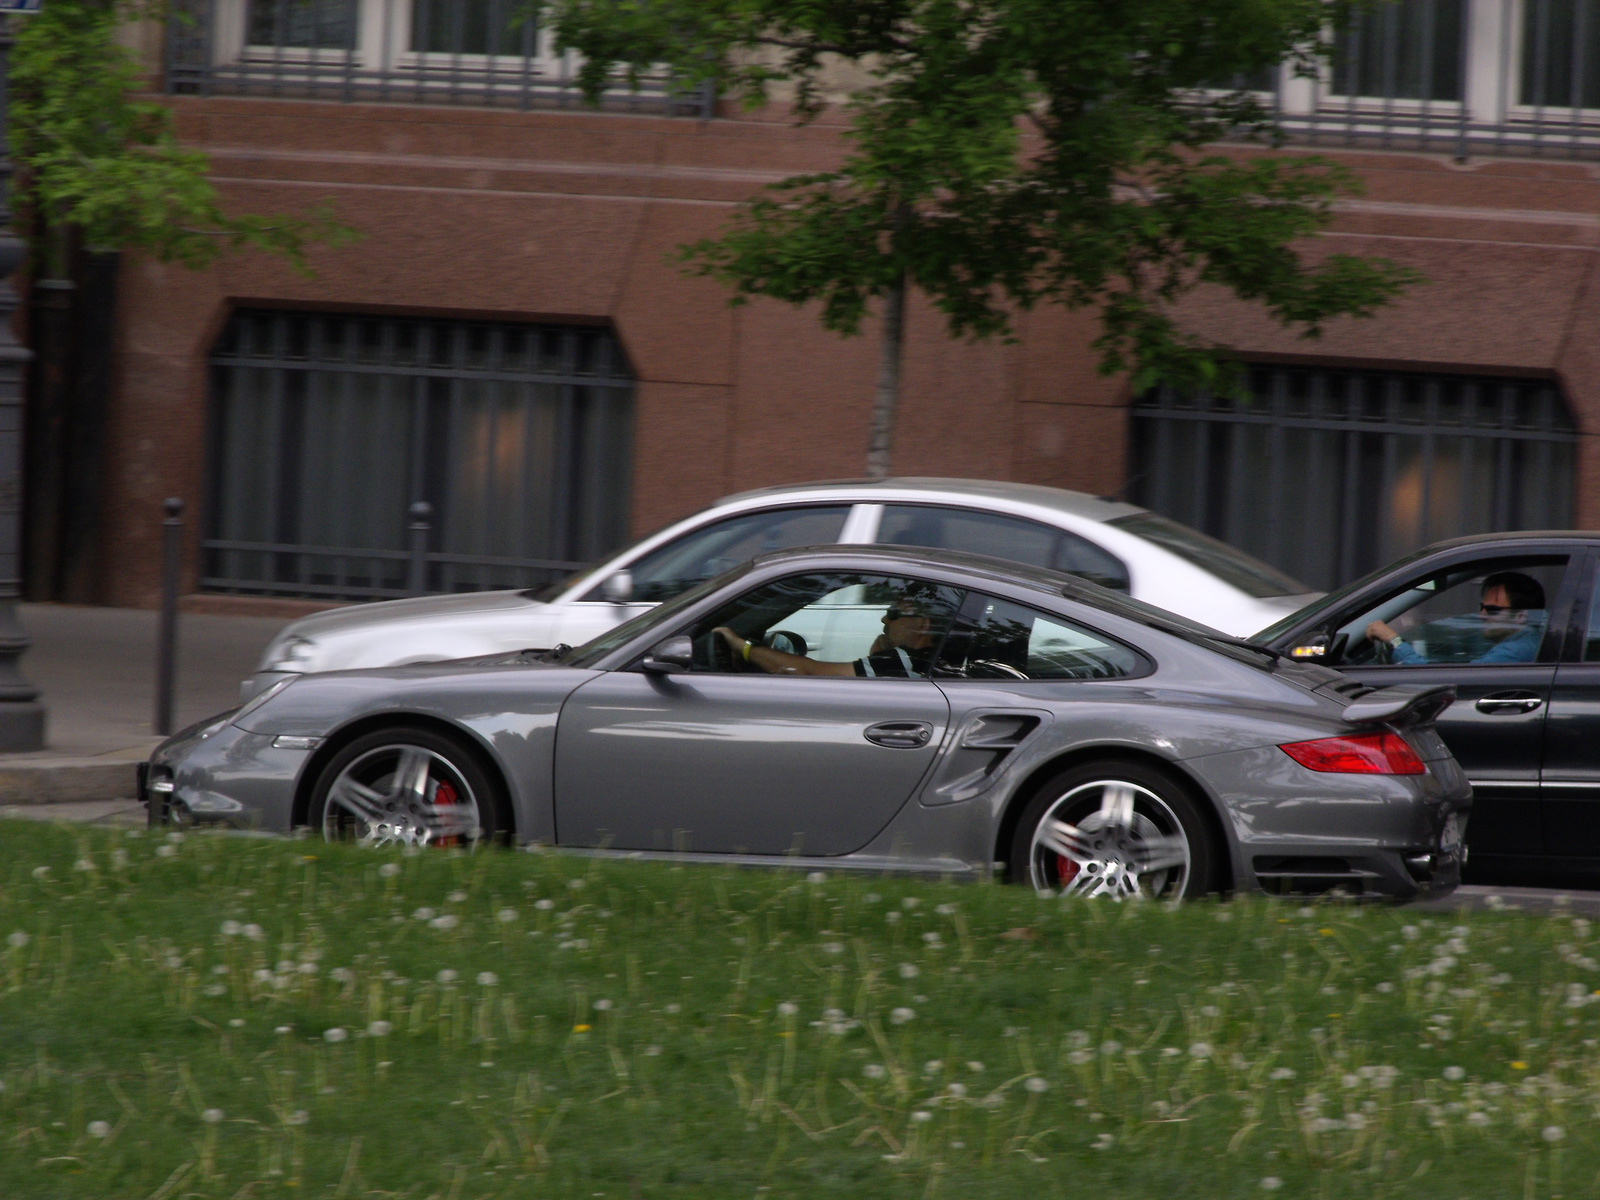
[967,1061,985,1073]
[429,914,459,931]
[534,898,554,910]
[1443,1066,1466,1081]
[567,878,585,890]
[436,969,458,984]
[821,942,844,955]
[412,907,436,922]
[890,1007,916,1025]
[1543,1126,1566,1143]
[1026,1076,1049,1093]
[899,963,920,979]
[936,903,957,915]
[1261,1178,1282,1192]
[777,1001,799,1016]
[902,897,921,909]
[31,866,48,878]
[911,1110,933,1123]
[155,845,177,858]
[367,1020,392,1037]
[220,920,242,937]
[324,1027,348,1044]
[477,971,499,987]
[87,1121,111,1139]
[497,907,518,923]
[378,862,400,878]
[448,890,468,903]
[1189,1042,1213,1059]
[806,871,827,884]
[885,911,902,924]
[286,1110,310,1126]
[202,1108,225,1125]
[7,931,29,949]
[274,1025,292,1035]
[243,924,264,940]
[925,1060,944,1074]
[863,1064,886,1079]
[946,1081,967,1097]
[593,998,612,1011]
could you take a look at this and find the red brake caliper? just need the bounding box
[1057,853,1080,887]
[433,780,459,847]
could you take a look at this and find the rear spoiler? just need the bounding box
[1340,684,1455,728]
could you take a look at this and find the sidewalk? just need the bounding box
[0,604,290,804]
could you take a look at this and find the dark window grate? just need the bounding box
[164,0,714,117]
[1130,366,1578,592]
[204,310,635,601]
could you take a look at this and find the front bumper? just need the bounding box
[146,720,309,831]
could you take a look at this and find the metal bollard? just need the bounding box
[408,501,432,596]
[154,497,183,737]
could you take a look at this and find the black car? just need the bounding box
[1255,531,1600,881]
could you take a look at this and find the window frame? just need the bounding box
[931,588,1155,684]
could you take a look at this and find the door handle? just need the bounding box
[1475,692,1544,715]
[864,720,934,749]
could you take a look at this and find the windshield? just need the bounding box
[559,563,753,668]
[1106,512,1309,599]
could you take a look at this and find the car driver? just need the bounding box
[713,592,944,678]
[1365,570,1546,665]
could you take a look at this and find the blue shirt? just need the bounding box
[1391,614,1545,666]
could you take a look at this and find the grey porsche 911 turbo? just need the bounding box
[143,546,1470,901]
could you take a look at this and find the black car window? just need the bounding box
[1328,556,1568,668]
[934,593,1146,681]
[687,572,964,678]
[877,505,1130,591]
[591,506,851,603]
[1585,562,1600,662]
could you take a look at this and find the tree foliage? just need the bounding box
[539,0,1416,396]
[9,0,352,272]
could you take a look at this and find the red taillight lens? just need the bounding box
[1279,732,1426,775]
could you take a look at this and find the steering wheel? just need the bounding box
[1367,634,1393,666]
[706,629,754,672]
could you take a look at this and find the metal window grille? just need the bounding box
[1129,366,1578,592]
[165,0,714,117]
[204,310,636,601]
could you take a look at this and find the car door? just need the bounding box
[549,504,856,647]
[552,569,959,856]
[1308,552,1578,862]
[1541,548,1600,858]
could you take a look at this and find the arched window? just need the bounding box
[204,310,635,599]
[1130,365,1577,591]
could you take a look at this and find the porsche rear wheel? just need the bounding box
[309,727,505,849]
[1008,760,1217,900]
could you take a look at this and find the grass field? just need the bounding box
[1,820,1597,1199]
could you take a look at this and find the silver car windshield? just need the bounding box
[559,563,754,668]
[1106,512,1308,599]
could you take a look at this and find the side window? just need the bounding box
[935,594,1145,681]
[1331,557,1567,667]
[876,505,1129,591]
[594,506,851,603]
[1586,562,1600,662]
[687,573,963,678]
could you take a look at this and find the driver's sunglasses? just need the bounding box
[883,608,919,623]
[1479,603,1514,616]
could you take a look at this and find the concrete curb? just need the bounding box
[0,754,144,805]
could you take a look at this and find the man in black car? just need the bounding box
[714,591,943,677]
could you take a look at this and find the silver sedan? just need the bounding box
[149,546,1467,901]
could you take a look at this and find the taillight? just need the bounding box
[1279,732,1426,775]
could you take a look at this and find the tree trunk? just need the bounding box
[865,270,905,480]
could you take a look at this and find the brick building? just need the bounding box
[65,0,1600,609]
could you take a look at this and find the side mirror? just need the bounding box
[601,570,633,603]
[640,634,694,674]
[1288,633,1330,661]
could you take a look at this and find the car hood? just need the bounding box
[259,589,554,673]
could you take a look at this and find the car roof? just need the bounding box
[716,477,1146,524]
[1410,529,1600,553]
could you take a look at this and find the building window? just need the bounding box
[1520,0,1600,109]
[247,0,357,49]
[410,0,526,56]
[204,311,635,600]
[1129,366,1577,592]
[1332,0,1465,101]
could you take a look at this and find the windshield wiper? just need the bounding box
[539,643,573,664]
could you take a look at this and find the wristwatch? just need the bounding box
[1387,634,1403,649]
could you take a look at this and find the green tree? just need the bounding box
[540,0,1416,477]
[8,0,350,277]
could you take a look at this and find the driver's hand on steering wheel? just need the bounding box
[1366,619,1400,644]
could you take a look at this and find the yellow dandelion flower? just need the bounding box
[1512,1061,1527,1070]
[573,1024,592,1033]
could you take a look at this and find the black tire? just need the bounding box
[308,725,508,848]
[1006,759,1218,899]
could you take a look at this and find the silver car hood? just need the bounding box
[261,589,556,672]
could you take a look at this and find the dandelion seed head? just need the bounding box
[593,998,612,1011]
[155,845,177,858]
[936,903,956,915]
[1375,981,1395,993]
[1444,1065,1466,1081]
[286,1110,310,1126]
[243,924,263,940]
[1261,1178,1282,1191]
[1025,1076,1049,1093]
[7,931,29,949]
[899,963,920,979]
[412,908,436,921]
[497,907,518,922]
[323,1027,347,1043]
[902,897,920,909]
[228,1018,245,1028]
[863,1064,886,1079]
[1270,1067,1295,1081]
[1544,1125,1565,1142]
[534,898,554,910]
[274,1025,292,1035]
[925,1060,944,1074]
[567,878,585,890]
[477,971,499,988]
[967,1061,985,1072]
[777,1001,798,1016]
[664,1003,681,1014]
[448,890,467,903]
[911,1110,932,1123]
[1468,1110,1491,1126]
[1189,1042,1213,1059]
[367,1020,392,1037]
[87,1121,110,1139]
[378,862,400,878]
[806,871,827,884]
[202,1108,224,1124]
[821,942,844,955]
[890,1007,916,1025]
[885,911,901,924]
[946,1081,966,1097]
[436,969,458,984]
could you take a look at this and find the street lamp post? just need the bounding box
[0,2,45,751]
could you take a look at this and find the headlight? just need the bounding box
[230,677,295,728]
[262,635,318,672]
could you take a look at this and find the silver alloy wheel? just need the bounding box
[323,744,483,848]
[1028,779,1191,898]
